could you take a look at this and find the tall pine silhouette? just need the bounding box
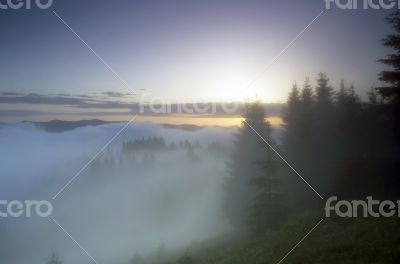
[224,102,271,230]
[378,11,400,149]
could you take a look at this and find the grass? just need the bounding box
[167,212,400,264]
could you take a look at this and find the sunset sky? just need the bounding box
[0,0,394,122]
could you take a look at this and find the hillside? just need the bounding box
[160,213,400,264]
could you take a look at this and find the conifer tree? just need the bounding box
[335,80,362,161]
[378,11,400,147]
[223,101,270,229]
[282,78,315,208]
[46,253,62,264]
[315,73,334,107]
[301,77,314,111]
[378,11,400,103]
[299,77,315,154]
[283,83,301,151]
[311,73,337,196]
[247,125,285,233]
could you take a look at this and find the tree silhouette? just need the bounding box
[283,82,301,151]
[224,101,270,229]
[335,80,362,161]
[46,253,62,264]
[247,120,285,233]
[378,11,400,103]
[283,78,316,207]
[378,11,400,150]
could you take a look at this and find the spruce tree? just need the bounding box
[315,73,334,107]
[299,77,315,153]
[378,11,400,102]
[312,73,336,196]
[301,77,314,110]
[46,254,62,264]
[378,11,400,148]
[247,127,285,234]
[282,78,315,208]
[335,80,362,161]
[283,82,302,153]
[223,101,270,229]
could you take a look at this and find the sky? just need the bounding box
[0,0,395,121]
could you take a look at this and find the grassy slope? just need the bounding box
[171,213,400,264]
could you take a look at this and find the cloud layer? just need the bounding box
[0,122,235,264]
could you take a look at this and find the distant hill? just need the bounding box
[31,119,122,132]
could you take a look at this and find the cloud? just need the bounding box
[0,92,284,121]
[0,93,95,105]
[0,93,133,109]
[1,92,23,96]
[102,91,136,97]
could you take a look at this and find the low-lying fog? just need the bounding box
[0,122,236,264]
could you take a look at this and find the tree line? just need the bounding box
[225,11,400,234]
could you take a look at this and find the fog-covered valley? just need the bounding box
[0,122,236,264]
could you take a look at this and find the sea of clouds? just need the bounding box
[0,122,236,264]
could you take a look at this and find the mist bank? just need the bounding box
[0,122,237,264]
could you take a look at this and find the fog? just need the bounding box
[0,122,236,264]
